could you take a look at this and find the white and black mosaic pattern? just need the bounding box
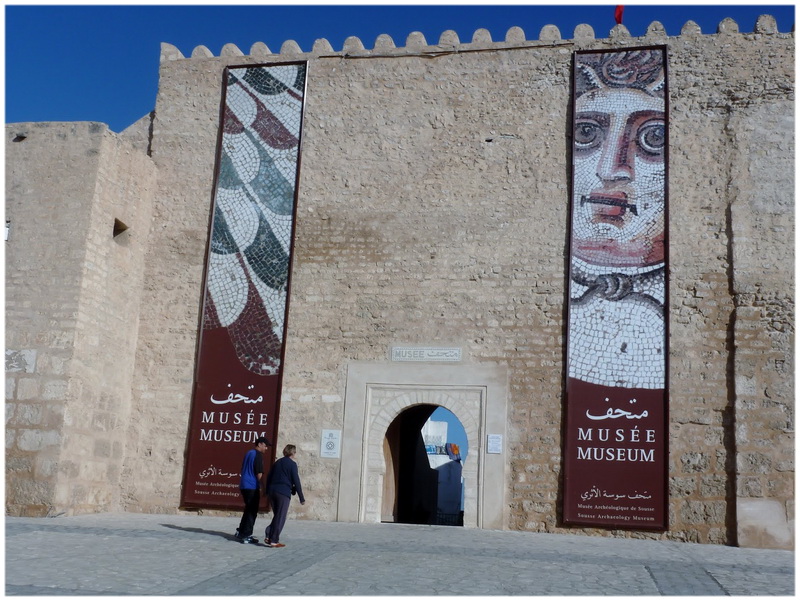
[567,49,667,390]
[202,63,306,376]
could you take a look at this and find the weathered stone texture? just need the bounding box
[5,21,793,548]
[120,56,224,513]
[663,32,794,548]
[6,122,157,516]
[730,98,794,547]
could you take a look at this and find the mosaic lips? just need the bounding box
[580,192,638,221]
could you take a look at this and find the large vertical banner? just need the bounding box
[563,48,668,529]
[181,62,307,509]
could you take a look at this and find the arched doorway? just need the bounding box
[382,405,468,525]
[382,404,437,524]
[337,361,509,529]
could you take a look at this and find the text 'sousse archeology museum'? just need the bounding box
[6,14,794,549]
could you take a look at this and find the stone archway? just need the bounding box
[364,386,481,526]
[381,403,436,525]
[382,404,469,525]
[337,361,508,529]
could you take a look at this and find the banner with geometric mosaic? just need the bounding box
[181,62,307,510]
[562,47,669,529]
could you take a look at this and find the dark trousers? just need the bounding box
[237,488,260,538]
[264,493,291,543]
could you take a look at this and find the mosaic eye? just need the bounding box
[574,121,604,152]
[637,121,665,156]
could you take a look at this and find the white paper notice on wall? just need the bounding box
[487,434,503,454]
[321,429,341,459]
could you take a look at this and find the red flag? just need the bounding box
[615,5,624,24]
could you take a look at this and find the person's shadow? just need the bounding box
[161,523,239,541]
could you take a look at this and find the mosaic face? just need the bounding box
[203,64,306,376]
[572,87,665,268]
[563,49,669,530]
[567,49,667,390]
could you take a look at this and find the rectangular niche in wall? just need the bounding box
[562,47,669,530]
[181,62,307,510]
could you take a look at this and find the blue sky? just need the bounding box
[430,406,469,462]
[5,4,794,133]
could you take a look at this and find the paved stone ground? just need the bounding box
[5,512,794,596]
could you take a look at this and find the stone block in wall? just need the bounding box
[13,404,43,427]
[6,349,36,373]
[737,498,793,549]
[15,379,41,401]
[5,121,157,516]
[16,429,62,452]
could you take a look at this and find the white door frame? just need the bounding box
[337,361,508,529]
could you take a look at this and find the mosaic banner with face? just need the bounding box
[181,62,306,510]
[563,48,668,529]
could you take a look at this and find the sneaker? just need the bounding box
[241,536,259,544]
[267,542,285,548]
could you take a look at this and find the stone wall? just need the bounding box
[6,122,157,515]
[729,102,794,548]
[6,15,793,548]
[121,56,223,513]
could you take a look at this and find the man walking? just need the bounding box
[235,436,270,544]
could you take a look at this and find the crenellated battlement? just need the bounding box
[161,14,789,62]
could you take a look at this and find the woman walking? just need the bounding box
[264,444,305,548]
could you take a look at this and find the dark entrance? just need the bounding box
[382,404,464,526]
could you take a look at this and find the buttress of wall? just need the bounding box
[5,123,156,516]
[121,58,223,512]
[729,102,794,548]
[6,123,99,515]
[63,128,156,514]
[667,32,794,548]
[669,34,794,545]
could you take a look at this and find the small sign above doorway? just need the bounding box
[390,346,462,362]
